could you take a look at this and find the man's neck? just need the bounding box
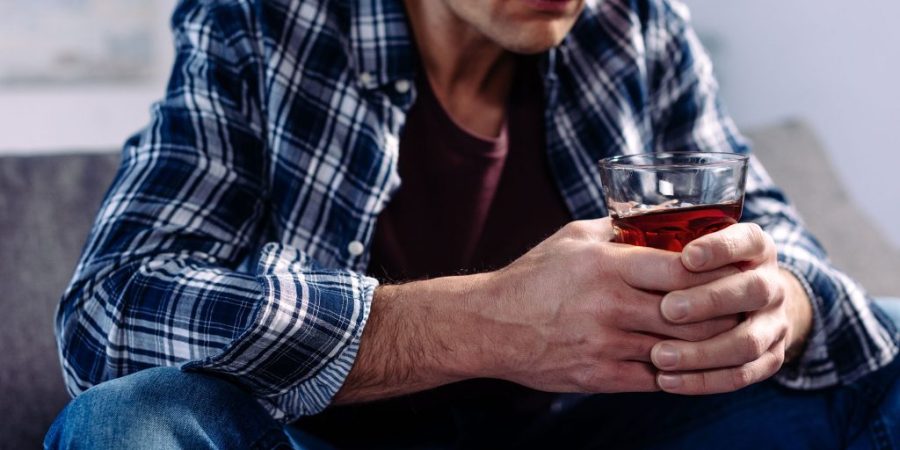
[403,0,516,138]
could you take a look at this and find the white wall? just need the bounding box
[2,0,898,246]
[0,85,169,153]
[0,0,176,154]
[683,0,900,247]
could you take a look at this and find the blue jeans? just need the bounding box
[46,300,900,449]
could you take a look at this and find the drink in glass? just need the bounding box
[598,152,749,252]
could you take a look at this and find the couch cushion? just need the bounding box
[0,151,119,448]
[746,120,900,296]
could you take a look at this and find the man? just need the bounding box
[46,0,899,448]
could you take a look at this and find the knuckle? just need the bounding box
[571,245,607,279]
[721,237,740,261]
[770,278,786,305]
[591,332,611,354]
[582,361,626,391]
[743,332,767,360]
[707,236,734,262]
[571,368,599,392]
[777,321,790,342]
[612,249,635,278]
[746,223,765,244]
[705,286,726,315]
[749,223,775,257]
[762,230,777,256]
[746,271,773,305]
[578,243,604,266]
[563,221,588,238]
[592,297,614,324]
[769,352,785,374]
[599,287,627,317]
[731,366,754,390]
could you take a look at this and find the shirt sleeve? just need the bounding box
[648,0,899,389]
[55,0,376,422]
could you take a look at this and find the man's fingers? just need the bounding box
[613,245,740,292]
[655,344,785,395]
[604,331,661,363]
[616,290,740,342]
[597,361,660,393]
[660,270,783,324]
[653,315,741,343]
[650,314,786,372]
[681,223,775,272]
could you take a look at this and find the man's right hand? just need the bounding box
[335,218,740,404]
[478,218,740,393]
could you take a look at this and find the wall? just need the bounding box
[0,0,175,154]
[682,0,900,247]
[1,0,897,247]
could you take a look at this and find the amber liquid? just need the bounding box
[612,201,742,252]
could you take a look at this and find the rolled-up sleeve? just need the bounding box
[56,0,376,421]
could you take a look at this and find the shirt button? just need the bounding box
[394,79,411,94]
[347,240,365,256]
[359,72,374,87]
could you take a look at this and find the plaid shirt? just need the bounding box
[57,0,898,422]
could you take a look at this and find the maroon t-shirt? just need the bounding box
[297,59,572,446]
[368,58,571,282]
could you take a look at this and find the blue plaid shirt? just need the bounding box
[57,0,898,422]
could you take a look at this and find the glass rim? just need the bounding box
[598,152,749,170]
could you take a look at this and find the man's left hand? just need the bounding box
[649,223,813,395]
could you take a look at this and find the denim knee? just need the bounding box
[45,367,289,449]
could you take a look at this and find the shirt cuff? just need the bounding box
[773,261,837,389]
[773,255,899,390]
[182,243,378,422]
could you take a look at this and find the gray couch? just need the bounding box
[1,120,898,449]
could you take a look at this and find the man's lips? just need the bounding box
[523,0,575,13]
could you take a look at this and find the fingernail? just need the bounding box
[658,374,683,390]
[684,246,709,269]
[662,295,690,321]
[654,344,680,369]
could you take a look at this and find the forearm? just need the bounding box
[333,274,491,404]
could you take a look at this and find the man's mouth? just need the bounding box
[523,0,576,14]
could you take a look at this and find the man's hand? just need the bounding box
[649,223,814,395]
[478,218,741,394]
[336,218,743,404]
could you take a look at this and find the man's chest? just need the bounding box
[257,58,651,272]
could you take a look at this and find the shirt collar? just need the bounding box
[348,0,418,91]
[346,0,576,96]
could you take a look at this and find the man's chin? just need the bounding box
[498,32,570,54]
